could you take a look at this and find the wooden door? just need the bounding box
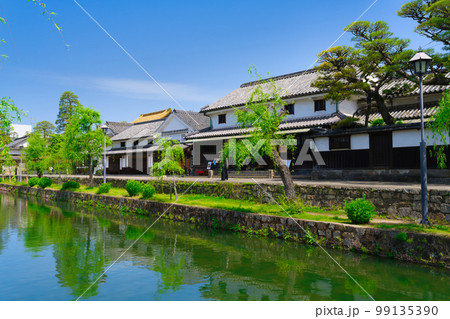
[370,132,392,168]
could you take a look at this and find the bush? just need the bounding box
[370,118,385,127]
[141,183,156,199]
[126,180,141,197]
[279,195,304,215]
[331,117,359,130]
[395,232,408,242]
[38,177,52,189]
[62,180,80,190]
[28,177,40,187]
[344,195,375,224]
[98,183,111,194]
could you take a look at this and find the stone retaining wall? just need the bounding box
[1,183,449,268]
[46,176,450,222]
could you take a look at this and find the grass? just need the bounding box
[2,180,449,236]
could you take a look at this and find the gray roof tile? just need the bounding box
[186,112,345,140]
[111,120,165,141]
[173,110,210,131]
[106,121,133,135]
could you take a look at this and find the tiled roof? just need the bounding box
[381,74,450,97]
[201,69,323,112]
[5,135,29,149]
[106,121,133,135]
[173,109,210,131]
[186,112,345,140]
[359,103,438,123]
[111,119,165,141]
[201,69,449,113]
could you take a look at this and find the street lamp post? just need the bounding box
[409,49,432,225]
[101,124,108,184]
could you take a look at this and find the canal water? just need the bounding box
[0,194,448,301]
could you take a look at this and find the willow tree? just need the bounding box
[223,69,296,200]
[63,106,105,186]
[151,136,185,200]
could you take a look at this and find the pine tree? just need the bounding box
[55,91,81,133]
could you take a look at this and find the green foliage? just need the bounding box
[395,232,408,242]
[61,180,80,190]
[141,183,155,199]
[24,133,48,177]
[428,89,450,168]
[151,137,185,176]
[344,195,375,224]
[38,177,52,189]
[33,121,55,138]
[56,91,81,133]
[125,180,141,197]
[398,0,450,58]
[331,117,360,130]
[97,183,111,194]
[370,118,386,127]
[312,21,422,126]
[222,66,296,200]
[45,134,70,175]
[28,177,40,187]
[0,97,24,168]
[63,105,109,185]
[278,195,304,215]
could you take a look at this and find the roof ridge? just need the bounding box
[240,69,317,88]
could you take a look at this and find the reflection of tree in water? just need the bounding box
[19,201,107,299]
[0,195,10,255]
[152,236,185,296]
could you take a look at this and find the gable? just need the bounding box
[158,114,192,133]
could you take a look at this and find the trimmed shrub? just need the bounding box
[370,118,385,127]
[38,177,52,189]
[98,183,111,194]
[28,177,40,187]
[331,117,360,130]
[141,183,156,199]
[395,232,408,242]
[62,180,80,190]
[344,195,375,224]
[126,180,141,197]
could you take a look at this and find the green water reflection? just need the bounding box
[0,194,448,301]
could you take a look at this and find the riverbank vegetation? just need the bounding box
[1,179,449,236]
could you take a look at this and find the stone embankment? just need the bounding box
[1,183,449,268]
[46,176,450,222]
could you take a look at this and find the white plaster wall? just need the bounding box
[351,134,369,150]
[162,115,189,132]
[314,137,329,151]
[291,98,333,119]
[210,111,238,129]
[393,129,450,148]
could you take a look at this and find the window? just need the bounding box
[133,140,139,146]
[285,104,294,115]
[218,114,226,124]
[314,99,326,112]
[329,135,350,150]
[200,145,217,154]
[120,142,126,148]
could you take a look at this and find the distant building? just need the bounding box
[104,109,209,175]
[11,124,32,139]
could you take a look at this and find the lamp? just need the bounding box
[409,49,432,225]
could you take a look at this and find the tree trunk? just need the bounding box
[272,146,296,201]
[173,175,178,200]
[374,94,394,125]
[88,156,94,187]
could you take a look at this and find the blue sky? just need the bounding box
[0,0,434,126]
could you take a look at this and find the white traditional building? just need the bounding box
[105,109,209,175]
[186,69,450,181]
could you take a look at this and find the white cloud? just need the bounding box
[52,74,219,104]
